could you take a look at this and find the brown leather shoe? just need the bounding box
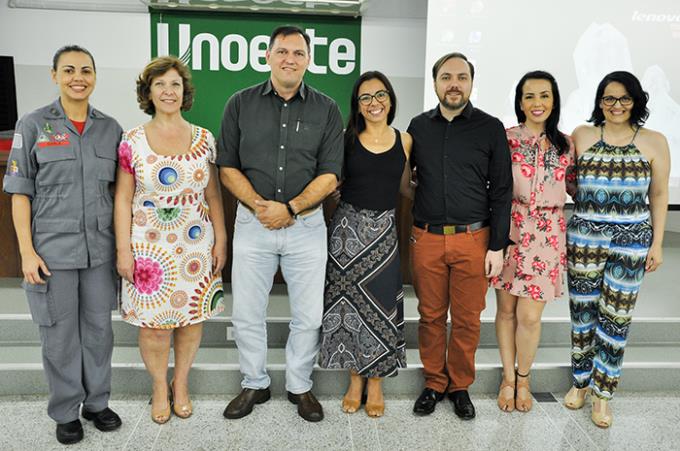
[223,387,271,419]
[287,391,324,422]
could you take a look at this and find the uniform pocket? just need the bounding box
[35,147,76,188]
[32,218,81,264]
[95,144,117,185]
[22,280,54,326]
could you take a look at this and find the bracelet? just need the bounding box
[286,202,296,217]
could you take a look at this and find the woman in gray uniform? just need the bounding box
[2,45,122,445]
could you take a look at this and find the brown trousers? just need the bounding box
[410,225,490,393]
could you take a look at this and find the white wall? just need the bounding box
[0,2,150,129]
[1,1,677,232]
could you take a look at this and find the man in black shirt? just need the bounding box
[408,52,512,419]
[217,25,344,423]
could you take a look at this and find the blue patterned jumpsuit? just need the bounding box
[567,126,653,400]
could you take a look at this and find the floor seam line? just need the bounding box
[121,399,146,451]
[552,391,600,449]
[347,413,355,451]
[536,398,576,451]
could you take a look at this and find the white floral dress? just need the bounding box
[117,125,224,328]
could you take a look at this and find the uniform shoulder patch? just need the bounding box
[9,160,19,176]
[11,133,22,149]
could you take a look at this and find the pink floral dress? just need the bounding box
[118,125,224,328]
[490,124,576,302]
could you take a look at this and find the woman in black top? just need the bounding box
[319,71,412,417]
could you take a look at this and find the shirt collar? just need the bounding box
[426,101,474,121]
[44,98,103,120]
[261,79,307,101]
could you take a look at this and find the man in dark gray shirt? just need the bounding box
[217,25,343,423]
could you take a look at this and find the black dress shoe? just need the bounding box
[449,390,476,420]
[287,391,324,422]
[56,419,84,445]
[82,407,122,432]
[413,387,446,415]
[223,387,271,419]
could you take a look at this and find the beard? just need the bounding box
[438,90,469,111]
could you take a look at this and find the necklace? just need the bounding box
[365,127,390,144]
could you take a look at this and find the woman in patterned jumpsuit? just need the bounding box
[563,71,670,428]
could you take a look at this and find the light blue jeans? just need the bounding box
[231,203,327,394]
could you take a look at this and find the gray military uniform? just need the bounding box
[3,98,121,424]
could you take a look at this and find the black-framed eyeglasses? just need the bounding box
[601,95,633,106]
[358,90,390,105]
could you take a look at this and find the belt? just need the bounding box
[413,220,489,235]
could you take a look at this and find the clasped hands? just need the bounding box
[255,200,294,230]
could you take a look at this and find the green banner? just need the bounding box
[150,11,361,136]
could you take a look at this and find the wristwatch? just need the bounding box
[286,202,296,218]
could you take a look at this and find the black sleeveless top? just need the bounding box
[341,129,407,211]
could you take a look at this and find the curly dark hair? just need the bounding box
[136,56,194,116]
[588,71,649,127]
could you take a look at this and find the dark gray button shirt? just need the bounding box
[216,80,344,202]
[3,98,122,269]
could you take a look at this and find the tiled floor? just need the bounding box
[1,392,679,450]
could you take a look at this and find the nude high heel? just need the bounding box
[564,386,590,410]
[151,385,172,424]
[591,397,613,428]
[171,379,193,419]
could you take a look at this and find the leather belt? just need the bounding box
[413,220,489,235]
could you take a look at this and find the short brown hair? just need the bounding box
[136,56,194,115]
[431,52,475,80]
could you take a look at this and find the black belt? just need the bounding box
[413,220,489,235]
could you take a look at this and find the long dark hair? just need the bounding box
[344,71,397,153]
[514,70,569,155]
[588,71,649,127]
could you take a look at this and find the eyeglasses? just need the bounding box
[601,95,633,106]
[358,90,390,105]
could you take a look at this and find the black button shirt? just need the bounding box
[216,80,344,202]
[407,102,513,251]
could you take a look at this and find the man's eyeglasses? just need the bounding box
[358,90,390,105]
[601,95,633,107]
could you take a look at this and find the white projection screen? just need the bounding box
[425,0,680,205]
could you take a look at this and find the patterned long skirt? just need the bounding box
[318,201,406,377]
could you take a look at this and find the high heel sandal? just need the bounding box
[342,372,365,414]
[497,376,515,412]
[151,385,172,424]
[515,371,532,412]
[365,377,384,418]
[564,386,590,410]
[170,379,193,419]
[591,397,613,428]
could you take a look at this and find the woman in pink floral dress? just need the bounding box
[490,71,575,413]
[114,57,227,424]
